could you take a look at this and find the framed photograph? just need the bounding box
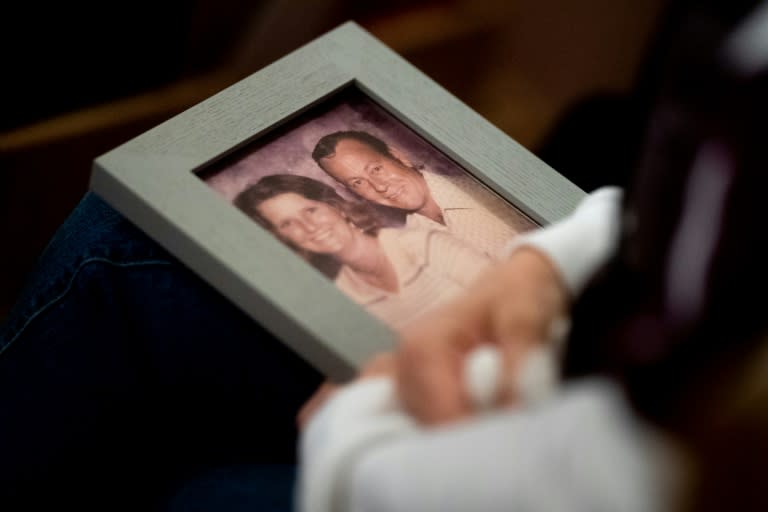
[90,22,585,380]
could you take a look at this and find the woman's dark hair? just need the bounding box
[234,174,380,234]
[233,174,381,277]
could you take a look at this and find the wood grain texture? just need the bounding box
[91,22,585,380]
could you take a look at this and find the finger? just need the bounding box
[398,359,469,424]
[396,314,482,424]
[494,315,567,407]
[515,346,560,405]
[494,341,534,406]
[296,381,339,431]
[399,345,468,424]
[491,299,552,405]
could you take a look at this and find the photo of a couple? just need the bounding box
[201,90,537,330]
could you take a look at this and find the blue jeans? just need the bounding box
[0,193,322,511]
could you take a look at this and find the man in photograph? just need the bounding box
[312,130,535,258]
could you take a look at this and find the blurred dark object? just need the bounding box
[565,1,768,509]
[4,1,192,131]
[1,0,350,131]
[536,94,643,191]
[537,0,764,193]
[0,0,350,320]
[566,0,766,420]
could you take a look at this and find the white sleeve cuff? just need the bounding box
[505,187,623,296]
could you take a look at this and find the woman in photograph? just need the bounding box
[234,174,492,329]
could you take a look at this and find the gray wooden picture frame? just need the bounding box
[90,21,585,381]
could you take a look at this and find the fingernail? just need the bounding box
[547,316,571,350]
[464,346,502,410]
[513,347,559,406]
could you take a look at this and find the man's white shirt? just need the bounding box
[405,172,538,259]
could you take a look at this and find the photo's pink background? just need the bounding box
[202,90,464,203]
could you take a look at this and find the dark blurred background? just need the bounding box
[0,0,670,319]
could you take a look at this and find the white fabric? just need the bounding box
[299,379,667,512]
[346,380,664,512]
[505,186,622,296]
[297,187,667,512]
[298,379,416,512]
